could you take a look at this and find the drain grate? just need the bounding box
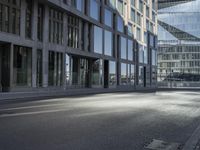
[145,139,181,150]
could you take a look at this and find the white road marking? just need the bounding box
[0,108,72,118]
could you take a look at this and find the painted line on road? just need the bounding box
[182,122,200,150]
[0,108,72,118]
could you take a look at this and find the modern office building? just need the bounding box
[0,0,157,93]
[157,0,200,86]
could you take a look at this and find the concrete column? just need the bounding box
[31,0,38,88]
[9,44,14,90]
[32,48,37,88]
[32,0,38,41]
[84,22,89,52]
[42,5,50,88]
[20,0,26,39]
[0,47,1,91]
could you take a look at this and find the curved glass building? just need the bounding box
[157,0,200,87]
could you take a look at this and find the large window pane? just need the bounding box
[94,26,103,54]
[109,61,116,86]
[92,59,103,86]
[13,46,32,87]
[48,51,63,86]
[104,9,112,27]
[120,37,127,59]
[128,40,133,61]
[104,30,113,56]
[90,0,99,21]
[117,16,124,33]
[120,63,127,85]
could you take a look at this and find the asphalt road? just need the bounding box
[0,91,200,150]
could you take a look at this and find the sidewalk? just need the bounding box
[0,87,156,103]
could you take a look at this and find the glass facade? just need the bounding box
[109,61,116,86]
[90,0,99,21]
[92,59,103,86]
[13,46,32,87]
[120,36,127,59]
[104,9,112,27]
[94,26,103,54]
[48,51,63,86]
[120,63,127,85]
[104,30,113,56]
[0,0,157,92]
[0,0,20,34]
[158,0,200,87]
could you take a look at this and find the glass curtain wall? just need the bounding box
[13,46,32,87]
[48,51,63,86]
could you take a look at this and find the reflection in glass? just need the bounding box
[90,0,99,21]
[92,59,103,86]
[94,26,103,54]
[13,46,32,87]
[104,9,112,27]
[109,61,116,86]
[120,63,127,85]
[117,16,124,33]
[128,40,133,61]
[104,30,113,56]
[121,37,127,59]
[48,51,63,86]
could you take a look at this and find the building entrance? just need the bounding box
[0,43,11,92]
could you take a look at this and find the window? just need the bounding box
[120,37,127,59]
[136,13,141,25]
[139,45,144,63]
[90,0,99,21]
[71,0,82,11]
[130,64,135,85]
[146,6,149,18]
[48,51,63,86]
[49,8,63,44]
[128,23,133,37]
[109,61,116,86]
[68,15,80,48]
[13,46,32,87]
[94,26,103,54]
[131,0,135,6]
[128,40,133,61]
[144,32,147,43]
[104,30,113,56]
[152,49,157,66]
[152,11,156,22]
[0,1,20,34]
[26,0,32,38]
[136,27,141,41]
[92,59,103,86]
[121,63,127,85]
[109,0,116,8]
[37,4,44,41]
[104,9,112,27]
[131,8,135,22]
[117,16,124,32]
[144,46,148,64]
[139,0,143,12]
[36,50,43,87]
[118,0,123,15]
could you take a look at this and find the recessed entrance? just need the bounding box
[0,43,10,92]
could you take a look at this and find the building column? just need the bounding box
[42,5,50,88]
[9,44,14,91]
[32,0,38,88]
[20,0,26,39]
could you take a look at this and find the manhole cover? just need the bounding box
[145,139,181,150]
